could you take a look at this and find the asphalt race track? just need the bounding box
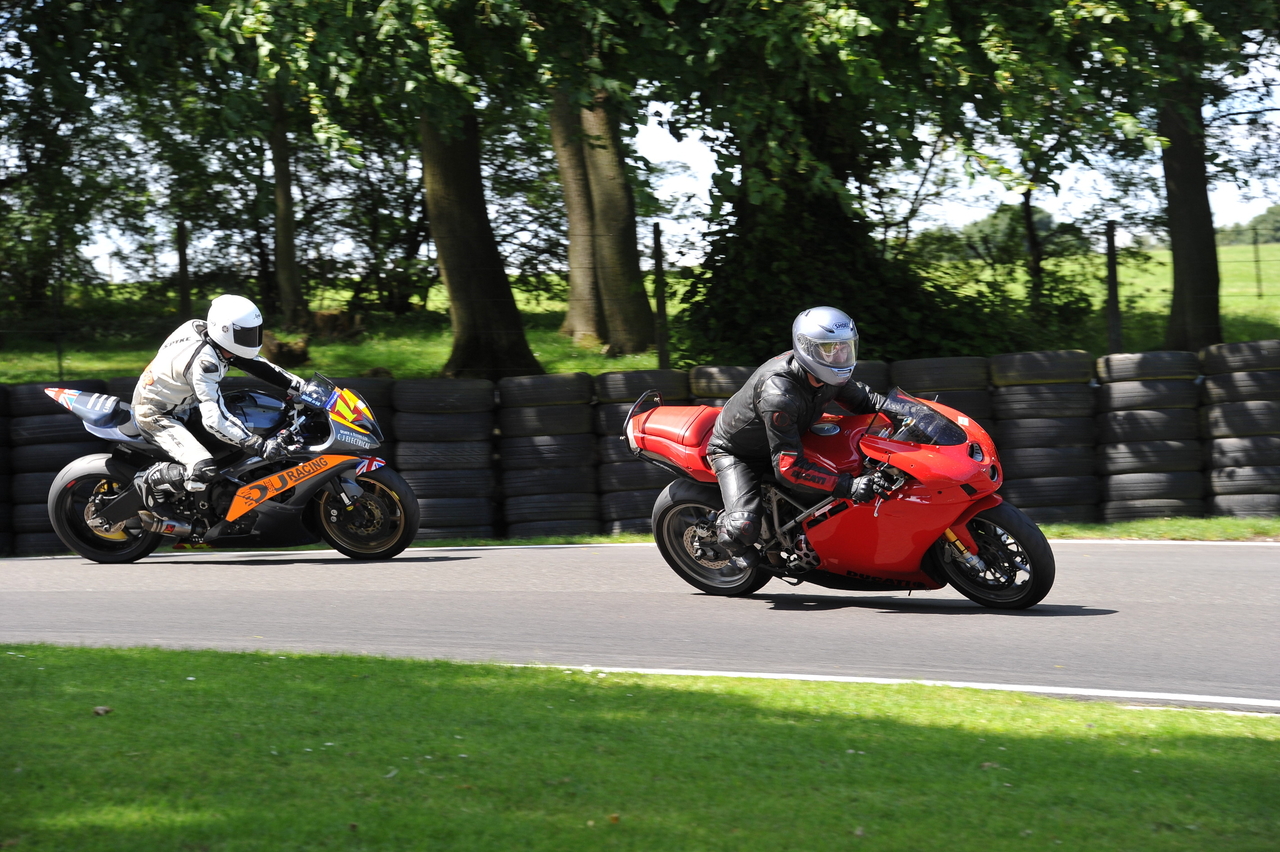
[1,540,1276,711]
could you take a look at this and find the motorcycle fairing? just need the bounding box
[227,454,365,521]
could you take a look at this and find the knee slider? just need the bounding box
[717,511,761,554]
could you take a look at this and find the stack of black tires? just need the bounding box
[392,378,496,540]
[0,386,10,555]
[9,380,110,556]
[1094,352,1204,521]
[990,350,1100,524]
[497,373,600,538]
[593,370,685,535]
[1199,340,1280,517]
[889,357,992,434]
[689,365,752,407]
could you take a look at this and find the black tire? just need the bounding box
[0,505,11,532]
[889,356,989,392]
[598,460,677,493]
[688,366,754,398]
[651,479,770,596]
[401,468,495,499]
[593,402,636,436]
[692,398,730,408]
[499,434,597,470]
[393,378,494,413]
[989,350,1093,387]
[8,380,108,417]
[602,488,662,521]
[393,411,493,442]
[852,360,891,394]
[1104,471,1204,501]
[0,478,10,503]
[1103,499,1204,522]
[1098,440,1202,475]
[1199,339,1280,375]
[606,518,652,535]
[1000,475,1099,508]
[395,441,492,470]
[13,471,58,504]
[597,434,635,464]
[994,417,1095,449]
[499,404,593,438]
[502,466,597,497]
[1206,436,1280,468]
[1201,401,1280,439]
[504,492,598,523]
[47,454,162,564]
[328,378,393,409]
[15,532,70,557]
[1210,493,1280,517]
[1019,504,1101,524]
[993,384,1095,420]
[414,525,495,541]
[497,373,593,408]
[1097,380,1198,412]
[107,376,139,400]
[1097,409,1199,443]
[13,503,53,533]
[594,370,690,404]
[11,414,94,447]
[12,441,111,474]
[931,390,993,420]
[1209,466,1280,496]
[0,417,10,447]
[315,467,420,559]
[1096,351,1201,383]
[999,446,1095,479]
[1201,371,1280,405]
[417,497,494,527]
[928,502,1055,609]
[506,519,602,538]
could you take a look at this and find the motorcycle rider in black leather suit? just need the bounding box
[706,306,901,572]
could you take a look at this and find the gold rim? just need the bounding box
[318,477,407,554]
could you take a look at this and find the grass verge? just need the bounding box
[2,646,1277,851]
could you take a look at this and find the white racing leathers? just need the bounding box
[132,319,302,474]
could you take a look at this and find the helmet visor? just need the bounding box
[232,323,263,350]
[797,333,857,369]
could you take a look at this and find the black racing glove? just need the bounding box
[834,472,889,503]
[243,434,290,461]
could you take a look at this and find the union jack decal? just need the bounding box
[44,388,82,411]
[355,456,386,475]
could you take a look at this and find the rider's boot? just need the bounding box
[137,462,186,513]
[723,548,761,575]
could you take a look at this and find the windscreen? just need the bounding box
[884,388,968,446]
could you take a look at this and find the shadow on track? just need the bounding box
[750,593,1115,617]
[142,553,480,568]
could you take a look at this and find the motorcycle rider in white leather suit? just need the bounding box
[133,294,304,509]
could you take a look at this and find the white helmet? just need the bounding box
[792,306,858,386]
[206,294,264,359]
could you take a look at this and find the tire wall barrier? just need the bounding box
[5,340,1277,556]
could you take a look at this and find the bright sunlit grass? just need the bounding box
[2,646,1276,851]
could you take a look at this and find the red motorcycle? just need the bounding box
[624,388,1054,609]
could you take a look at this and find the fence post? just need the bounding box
[652,222,669,370]
[1254,226,1264,300]
[1105,220,1123,354]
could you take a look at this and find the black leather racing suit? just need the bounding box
[705,351,887,555]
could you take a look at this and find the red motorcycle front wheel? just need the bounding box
[927,502,1056,609]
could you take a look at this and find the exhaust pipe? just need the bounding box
[137,511,195,539]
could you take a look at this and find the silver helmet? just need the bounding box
[791,306,858,386]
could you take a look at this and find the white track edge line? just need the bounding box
[527,665,1280,710]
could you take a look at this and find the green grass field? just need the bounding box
[2,243,1277,384]
[3,646,1277,851]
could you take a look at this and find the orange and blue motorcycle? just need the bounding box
[43,373,419,563]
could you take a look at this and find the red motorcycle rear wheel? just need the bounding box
[652,480,772,596]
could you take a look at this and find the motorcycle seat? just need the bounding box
[637,405,720,448]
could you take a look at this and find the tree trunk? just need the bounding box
[1159,84,1222,350]
[175,216,191,318]
[549,88,605,344]
[264,87,309,330]
[580,93,652,354]
[419,111,542,379]
[1020,189,1044,313]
